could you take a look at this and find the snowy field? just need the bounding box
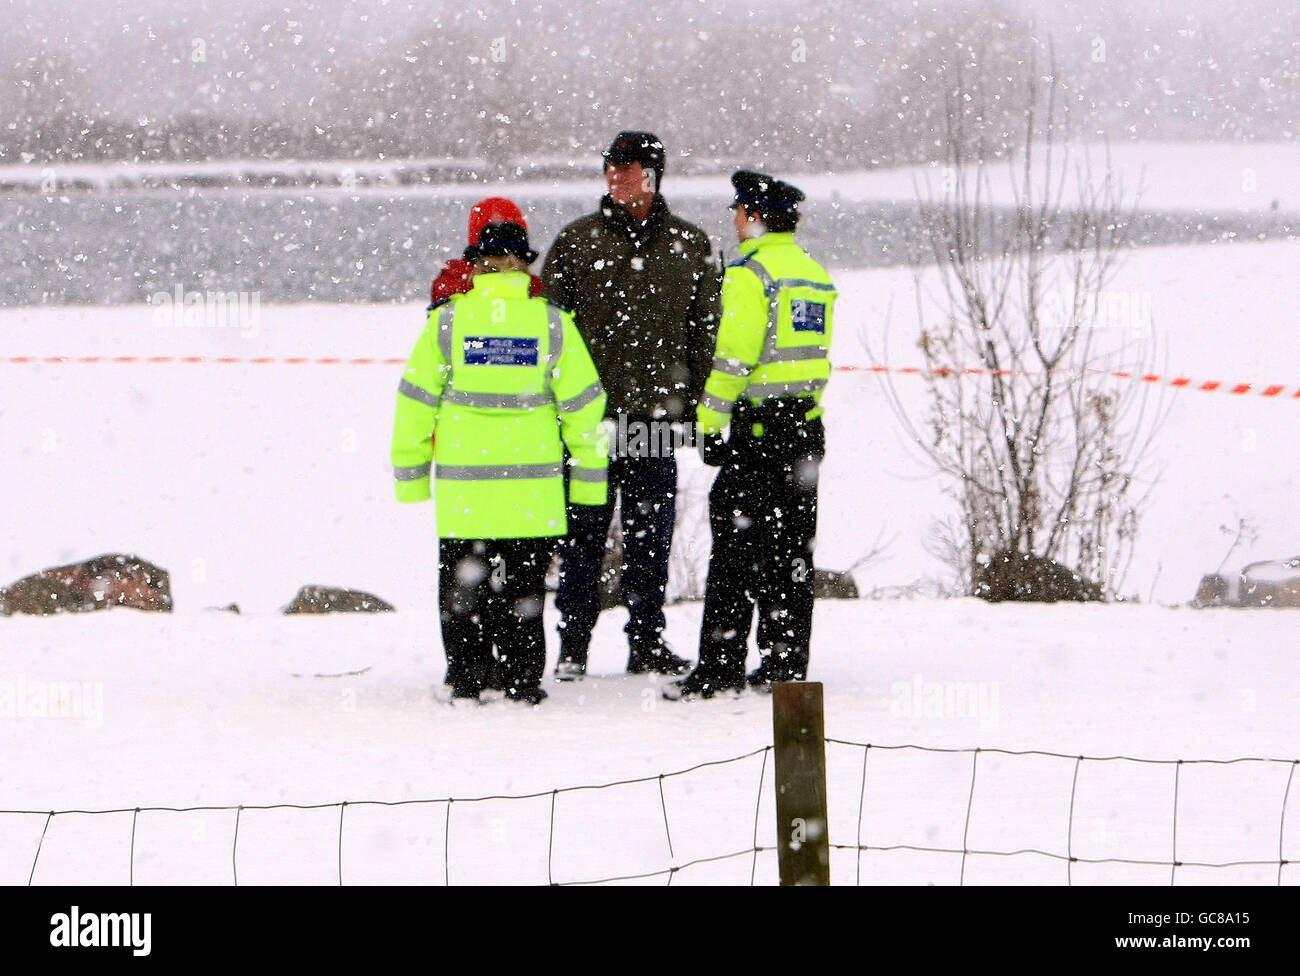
[2,237,1300,885]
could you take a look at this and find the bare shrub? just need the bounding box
[882,50,1168,599]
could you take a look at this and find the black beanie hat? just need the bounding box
[603,131,666,186]
[464,221,538,264]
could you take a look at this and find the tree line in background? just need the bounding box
[2,0,1297,170]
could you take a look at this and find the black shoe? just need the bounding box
[554,634,590,681]
[746,666,774,693]
[662,670,744,701]
[481,654,509,693]
[505,685,547,706]
[450,684,481,703]
[554,659,586,682]
[628,639,693,676]
[752,649,808,687]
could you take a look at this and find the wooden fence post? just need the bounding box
[772,681,830,885]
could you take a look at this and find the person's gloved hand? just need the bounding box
[698,431,729,467]
[566,503,609,543]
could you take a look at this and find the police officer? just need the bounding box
[392,220,609,705]
[665,171,837,701]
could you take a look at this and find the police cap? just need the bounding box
[729,170,805,212]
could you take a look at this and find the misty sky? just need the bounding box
[7,0,1295,120]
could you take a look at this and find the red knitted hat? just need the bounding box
[467,197,527,247]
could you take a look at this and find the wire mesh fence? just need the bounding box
[12,747,775,887]
[9,739,1299,885]
[829,740,1300,886]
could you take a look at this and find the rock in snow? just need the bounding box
[0,553,172,616]
[281,586,395,615]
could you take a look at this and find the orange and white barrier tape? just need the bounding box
[5,356,1296,399]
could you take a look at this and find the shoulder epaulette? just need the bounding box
[427,296,453,312]
[544,298,574,315]
[725,254,756,270]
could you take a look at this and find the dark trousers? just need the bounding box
[555,439,677,662]
[438,537,556,696]
[696,409,823,685]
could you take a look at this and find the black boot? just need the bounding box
[506,685,548,705]
[746,660,775,693]
[762,645,808,684]
[481,651,509,692]
[449,675,481,702]
[554,635,590,682]
[627,637,692,675]
[662,668,745,701]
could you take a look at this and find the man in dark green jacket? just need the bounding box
[543,130,721,680]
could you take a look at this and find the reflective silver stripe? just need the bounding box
[436,462,564,481]
[394,462,432,481]
[436,304,454,365]
[776,279,836,292]
[746,379,828,399]
[397,378,440,407]
[749,257,783,363]
[556,381,604,414]
[700,391,735,415]
[741,257,778,297]
[742,256,837,299]
[569,466,608,483]
[441,389,552,409]
[438,304,560,409]
[758,345,828,365]
[546,306,565,384]
[745,256,837,364]
[763,325,779,362]
[712,355,752,377]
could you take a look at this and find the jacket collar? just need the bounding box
[599,192,669,242]
[738,231,797,259]
[466,270,533,299]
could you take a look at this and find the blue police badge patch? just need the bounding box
[791,300,827,334]
[463,336,540,366]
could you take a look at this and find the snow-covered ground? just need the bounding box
[802,141,1300,215]
[5,237,1296,609]
[2,237,1299,885]
[1,600,1297,885]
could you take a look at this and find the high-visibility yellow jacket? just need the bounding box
[391,270,608,539]
[696,232,836,436]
